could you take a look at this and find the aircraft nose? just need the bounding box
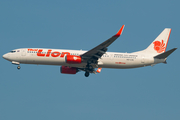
[2,53,9,60]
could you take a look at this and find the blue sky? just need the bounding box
[0,0,179,120]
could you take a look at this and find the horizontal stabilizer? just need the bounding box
[154,48,177,59]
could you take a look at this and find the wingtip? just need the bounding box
[96,68,102,73]
[115,25,125,37]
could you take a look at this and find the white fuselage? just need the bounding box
[3,48,164,69]
[2,27,175,77]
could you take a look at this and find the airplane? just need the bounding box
[2,25,177,77]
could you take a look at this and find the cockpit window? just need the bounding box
[10,51,16,53]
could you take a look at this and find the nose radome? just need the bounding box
[3,54,6,59]
[2,53,8,60]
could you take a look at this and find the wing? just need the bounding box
[81,25,125,64]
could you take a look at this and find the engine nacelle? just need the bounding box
[60,66,77,74]
[65,55,82,64]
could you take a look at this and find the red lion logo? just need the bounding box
[153,40,165,53]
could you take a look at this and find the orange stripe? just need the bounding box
[164,29,171,52]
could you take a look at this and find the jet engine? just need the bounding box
[65,55,82,64]
[60,66,77,74]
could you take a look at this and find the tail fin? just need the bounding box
[144,28,171,55]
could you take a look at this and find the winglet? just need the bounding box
[114,25,125,37]
[96,68,102,73]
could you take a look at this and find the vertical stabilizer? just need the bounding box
[144,28,171,55]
